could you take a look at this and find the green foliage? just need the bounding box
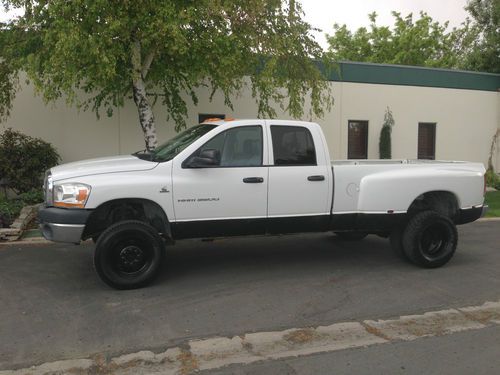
[484,191,500,217]
[0,194,23,227]
[0,0,333,139]
[326,4,499,74]
[459,0,500,73]
[0,128,60,193]
[17,188,44,205]
[485,169,500,190]
[327,12,460,68]
[487,129,499,171]
[0,188,43,228]
[0,24,19,121]
[379,107,394,159]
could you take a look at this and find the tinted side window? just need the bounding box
[271,126,316,166]
[196,126,263,167]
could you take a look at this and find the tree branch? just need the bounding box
[131,40,142,82]
[142,50,155,79]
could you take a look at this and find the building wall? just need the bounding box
[497,93,500,171]
[2,77,499,171]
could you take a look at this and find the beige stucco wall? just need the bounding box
[339,82,499,166]
[2,79,499,171]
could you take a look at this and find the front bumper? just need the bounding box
[38,207,92,244]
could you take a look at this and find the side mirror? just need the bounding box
[183,149,220,168]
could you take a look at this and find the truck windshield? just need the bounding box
[138,125,217,162]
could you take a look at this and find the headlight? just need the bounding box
[53,183,91,208]
[44,171,53,205]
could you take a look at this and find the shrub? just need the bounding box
[0,188,43,228]
[379,107,395,159]
[485,169,500,190]
[0,194,24,228]
[0,128,60,193]
[379,126,392,159]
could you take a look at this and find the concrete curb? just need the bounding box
[1,300,499,375]
[0,237,51,246]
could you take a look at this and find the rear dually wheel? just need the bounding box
[402,211,457,268]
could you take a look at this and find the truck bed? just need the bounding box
[331,159,485,214]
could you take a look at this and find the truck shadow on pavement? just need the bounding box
[1,230,479,294]
[158,233,474,285]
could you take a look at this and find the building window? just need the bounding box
[198,113,225,123]
[271,126,316,166]
[418,122,436,160]
[348,120,368,159]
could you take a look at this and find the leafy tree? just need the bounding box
[0,0,332,150]
[0,25,18,121]
[379,107,394,159]
[326,11,459,68]
[459,0,500,73]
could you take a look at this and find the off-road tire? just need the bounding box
[402,211,457,268]
[94,220,165,289]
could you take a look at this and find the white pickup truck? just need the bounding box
[39,119,487,289]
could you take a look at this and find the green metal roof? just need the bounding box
[328,62,500,92]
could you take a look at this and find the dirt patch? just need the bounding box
[177,350,199,375]
[461,310,500,324]
[283,328,319,344]
[361,322,391,341]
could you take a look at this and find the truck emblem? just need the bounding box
[159,186,170,193]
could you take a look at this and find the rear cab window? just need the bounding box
[270,125,317,166]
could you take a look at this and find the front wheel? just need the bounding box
[402,211,457,268]
[94,220,165,289]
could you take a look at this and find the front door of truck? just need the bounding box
[171,124,269,239]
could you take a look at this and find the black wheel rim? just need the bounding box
[419,222,451,261]
[107,231,154,277]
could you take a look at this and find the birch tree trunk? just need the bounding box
[131,40,158,151]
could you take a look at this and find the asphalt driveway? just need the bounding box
[0,221,499,370]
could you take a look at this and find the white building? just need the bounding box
[3,62,500,171]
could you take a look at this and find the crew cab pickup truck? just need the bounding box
[39,119,487,289]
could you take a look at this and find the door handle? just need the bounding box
[307,175,325,181]
[243,177,264,183]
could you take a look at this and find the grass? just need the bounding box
[484,191,500,217]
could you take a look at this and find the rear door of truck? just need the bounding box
[265,121,332,233]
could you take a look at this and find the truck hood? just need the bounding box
[51,155,159,181]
